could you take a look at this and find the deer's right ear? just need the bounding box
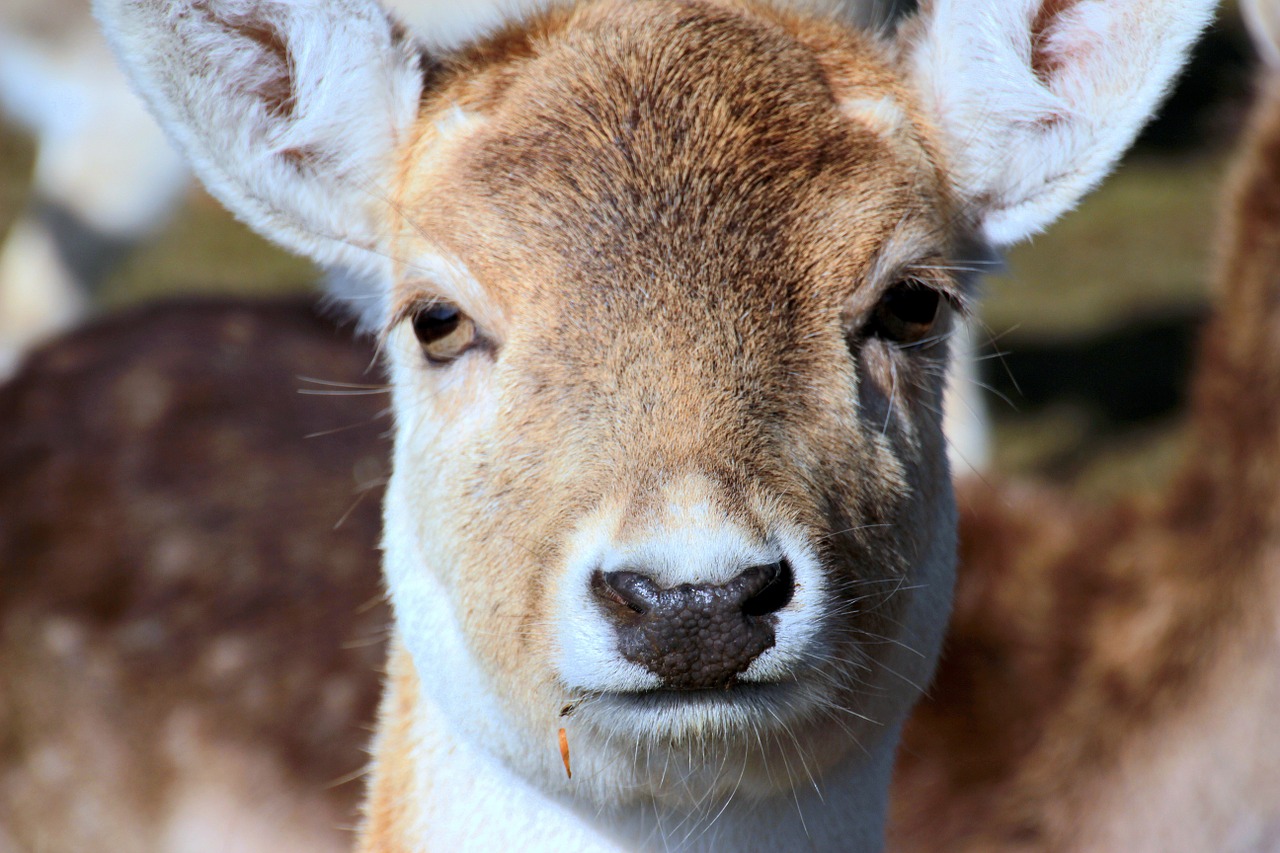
[94,0,425,282]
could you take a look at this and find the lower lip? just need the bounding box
[574,682,810,741]
[595,680,793,708]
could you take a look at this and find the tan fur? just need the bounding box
[358,646,423,853]
[888,72,1280,853]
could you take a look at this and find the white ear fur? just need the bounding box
[905,0,1216,247]
[94,0,425,316]
[389,0,550,50]
[1242,0,1280,68]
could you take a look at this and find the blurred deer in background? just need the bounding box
[1,0,1210,849]
[0,299,389,851]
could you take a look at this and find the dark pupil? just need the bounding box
[414,304,460,344]
[884,286,940,326]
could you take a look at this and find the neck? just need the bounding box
[360,643,896,852]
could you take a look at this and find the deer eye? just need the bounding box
[866,281,945,345]
[412,302,477,364]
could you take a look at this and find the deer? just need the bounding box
[888,1,1280,847]
[1,0,1198,849]
[88,0,1212,848]
[8,57,1280,850]
[8,66,1278,853]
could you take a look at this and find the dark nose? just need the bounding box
[591,560,794,690]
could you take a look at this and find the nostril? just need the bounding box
[742,559,794,617]
[591,570,657,616]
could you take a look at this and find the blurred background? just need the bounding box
[0,0,1260,501]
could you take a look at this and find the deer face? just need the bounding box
[379,2,960,800]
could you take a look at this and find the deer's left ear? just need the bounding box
[902,0,1216,247]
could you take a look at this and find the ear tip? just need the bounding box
[981,206,1048,249]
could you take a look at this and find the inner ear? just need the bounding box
[1029,0,1085,83]
[223,14,293,114]
[221,12,324,172]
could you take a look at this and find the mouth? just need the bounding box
[598,679,793,704]
[571,679,816,741]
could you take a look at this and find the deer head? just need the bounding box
[95,0,1212,846]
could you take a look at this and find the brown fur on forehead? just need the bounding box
[397,0,948,315]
